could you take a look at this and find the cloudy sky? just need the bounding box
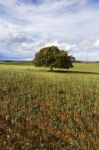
[0,0,99,61]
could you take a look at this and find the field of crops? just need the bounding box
[0,62,99,150]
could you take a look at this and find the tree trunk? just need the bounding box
[51,66,53,71]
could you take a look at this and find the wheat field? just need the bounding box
[0,62,99,150]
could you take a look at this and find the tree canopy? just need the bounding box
[33,46,75,71]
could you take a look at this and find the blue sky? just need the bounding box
[0,0,99,61]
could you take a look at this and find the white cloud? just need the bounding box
[93,39,99,49]
[0,19,16,42]
[0,0,99,60]
[74,51,99,61]
[44,41,76,51]
[0,0,16,6]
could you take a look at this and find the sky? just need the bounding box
[0,0,99,61]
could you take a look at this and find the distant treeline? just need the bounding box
[0,60,99,65]
[0,61,33,65]
[75,61,99,63]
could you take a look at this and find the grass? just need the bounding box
[0,62,99,149]
[0,61,33,66]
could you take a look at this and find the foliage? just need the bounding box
[33,46,74,70]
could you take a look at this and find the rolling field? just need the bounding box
[0,62,99,150]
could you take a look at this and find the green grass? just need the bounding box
[73,62,99,73]
[0,62,99,149]
[0,61,99,72]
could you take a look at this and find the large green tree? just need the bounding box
[33,46,75,71]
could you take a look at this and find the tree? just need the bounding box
[33,46,75,71]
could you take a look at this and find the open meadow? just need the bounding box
[0,62,99,150]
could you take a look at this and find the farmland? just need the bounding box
[0,62,99,150]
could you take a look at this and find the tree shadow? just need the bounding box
[49,70,99,75]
